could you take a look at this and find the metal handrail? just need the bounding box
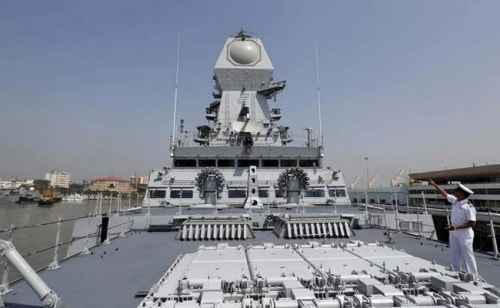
[0,213,98,234]
[0,211,132,290]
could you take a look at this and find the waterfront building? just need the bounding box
[88,176,135,194]
[0,179,34,189]
[129,175,149,186]
[408,164,500,212]
[348,186,408,206]
[44,170,71,189]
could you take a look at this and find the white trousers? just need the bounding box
[449,229,478,276]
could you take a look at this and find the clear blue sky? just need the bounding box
[1,1,499,185]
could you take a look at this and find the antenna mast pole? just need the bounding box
[170,34,181,155]
[315,42,323,146]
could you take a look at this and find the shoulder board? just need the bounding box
[467,202,474,207]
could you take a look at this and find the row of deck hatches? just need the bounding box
[139,242,500,308]
[272,215,352,239]
[176,215,353,241]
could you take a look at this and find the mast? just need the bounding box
[170,34,181,156]
[314,42,324,146]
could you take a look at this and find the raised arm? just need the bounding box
[428,178,448,198]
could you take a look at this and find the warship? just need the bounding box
[1,30,500,308]
[142,29,350,209]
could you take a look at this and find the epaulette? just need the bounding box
[467,201,474,207]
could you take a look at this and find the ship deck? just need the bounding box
[4,225,500,308]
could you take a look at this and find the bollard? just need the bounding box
[0,225,14,295]
[48,217,62,270]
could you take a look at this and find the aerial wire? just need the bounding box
[170,34,181,156]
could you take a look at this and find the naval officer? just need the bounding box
[428,178,478,276]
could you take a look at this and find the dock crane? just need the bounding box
[350,175,360,189]
[391,167,405,187]
[368,171,380,188]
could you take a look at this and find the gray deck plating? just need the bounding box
[4,227,500,308]
[139,242,498,307]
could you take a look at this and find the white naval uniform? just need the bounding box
[447,194,478,276]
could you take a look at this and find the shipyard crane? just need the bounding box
[368,171,380,188]
[350,175,360,189]
[391,167,405,187]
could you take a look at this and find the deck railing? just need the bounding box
[0,211,133,293]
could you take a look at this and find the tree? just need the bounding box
[33,179,50,192]
[68,183,84,194]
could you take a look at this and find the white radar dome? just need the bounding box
[228,40,260,65]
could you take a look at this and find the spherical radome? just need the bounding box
[228,40,260,65]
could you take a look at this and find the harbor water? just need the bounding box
[0,198,136,282]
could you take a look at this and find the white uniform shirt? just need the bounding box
[447,194,476,226]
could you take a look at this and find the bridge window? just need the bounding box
[280,159,297,167]
[304,189,325,197]
[275,189,285,198]
[174,159,196,167]
[262,159,279,167]
[199,159,216,167]
[228,190,246,198]
[299,160,318,167]
[170,190,194,198]
[258,189,269,198]
[149,190,166,198]
[329,189,346,197]
[238,159,259,167]
[218,159,235,167]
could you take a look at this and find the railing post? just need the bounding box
[422,191,428,215]
[0,225,14,295]
[383,204,387,230]
[416,204,421,238]
[81,214,92,255]
[489,211,499,260]
[119,211,126,238]
[48,217,61,270]
[394,193,399,231]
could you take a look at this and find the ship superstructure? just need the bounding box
[143,30,350,208]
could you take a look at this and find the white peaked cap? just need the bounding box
[457,183,474,195]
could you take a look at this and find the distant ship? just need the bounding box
[61,193,84,203]
[38,187,56,206]
[143,30,350,209]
